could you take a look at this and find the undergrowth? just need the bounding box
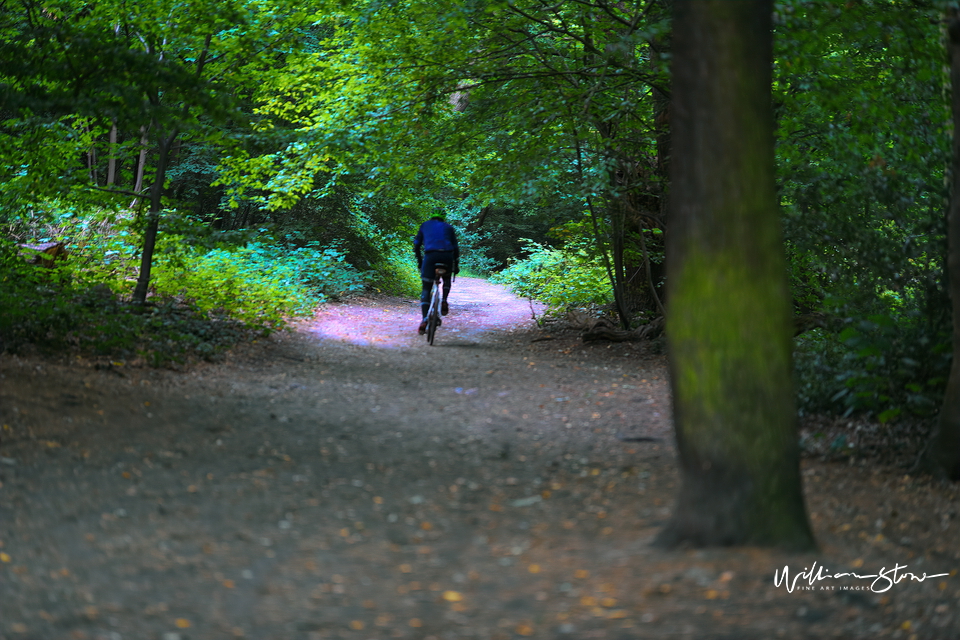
[0,249,251,366]
[793,312,950,421]
[152,239,366,325]
[491,240,611,316]
[1,209,367,366]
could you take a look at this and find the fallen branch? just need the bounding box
[581,316,664,342]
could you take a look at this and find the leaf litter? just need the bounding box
[0,277,958,639]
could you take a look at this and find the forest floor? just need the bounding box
[1,277,959,640]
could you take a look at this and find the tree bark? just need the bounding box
[649,0,672,224]
[466,205,491,234]
[608,195,631,329]
[130,125,150,209]
[86,124,98,185]
[107,121,118,186]
[657,0,815,549]
[925,10,960,480]
[132,129,177,304]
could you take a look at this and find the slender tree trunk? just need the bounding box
[649,0,672,225]
[466,205,492,234]
[130,34,209,303]
[657,0,815,549]
[238,202,251,230]
[591,122,632,329]
[650,4,671,309]
[132,129,177,304]
[107,122,118,186]
[86,124,98,185]
[608,196,631,329]
[637,223,666,317]
[925,10,960,480]
[130,125,150,209]
[576,13,635,330]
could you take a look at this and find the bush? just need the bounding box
[363,241,422,297]
[794,311,950,421]
[265,191,422,297]
[0,240,254,365]
[491,240,611,314]
[1,205,368,365]
[151,239,366,327]
[446,202,498,276]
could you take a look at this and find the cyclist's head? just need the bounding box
[430,208,447,221]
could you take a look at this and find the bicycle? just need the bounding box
[424,262,450,345]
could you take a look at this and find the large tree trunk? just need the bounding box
[925,10,960,480]
[657,0,815,549]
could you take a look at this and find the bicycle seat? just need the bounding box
[435,263,448,274]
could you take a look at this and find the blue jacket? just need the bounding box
[414,218,459,259]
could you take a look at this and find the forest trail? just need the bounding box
[1,279,958,639]
[303,276,542,348]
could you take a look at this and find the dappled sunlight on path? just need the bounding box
[300,276,544,348]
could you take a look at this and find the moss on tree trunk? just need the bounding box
[657,0,815,549]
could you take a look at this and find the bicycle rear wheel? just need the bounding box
[426,283,441,345]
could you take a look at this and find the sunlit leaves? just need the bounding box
[225,0,666,210]
[0,116,103,211]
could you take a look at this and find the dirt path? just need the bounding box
[1,278,958,640]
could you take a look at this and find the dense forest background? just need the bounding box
[0,0,953,425]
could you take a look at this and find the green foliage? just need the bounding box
[339,195,421,297]
[446,200,588,274]
[492,240,611,314]
[0,0,957,425]
[365,242,422,298]
[0,203,367,365]
[445,201,496,275]
[794,310,950,420]
[267,190,421,297]
[0,117,102,215]
[775,2,948,309]
[151,239,366,327]
[221,0,664,210]
[773,0,951,420]
[0,239,251,365]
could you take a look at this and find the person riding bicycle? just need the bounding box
[414,211,459,334]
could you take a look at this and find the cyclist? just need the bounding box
[414,211,460,334]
